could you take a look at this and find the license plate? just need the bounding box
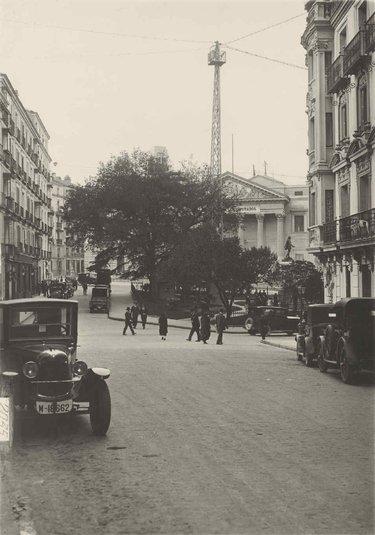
[36,400,73,415]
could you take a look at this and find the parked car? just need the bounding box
[244,306,300,335]
[296,304,334,366]
[48,282,67,299]
[318,298,375,383]
[0,298,111,447]
[89,285,111,313]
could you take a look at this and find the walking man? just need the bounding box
[140,305,147,329]
[215,309,227,345]
[123,307,135,335]
[187,310,200,342]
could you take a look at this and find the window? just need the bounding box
[339,27,347,52]
[357,75,368,128]
[358,1,367,28]
[359,175,370,212]
[325,190,334,222]
[324,51,332,74]
[309,117,315,151]
[326,112,333,147]
[294,215,305,232]
[340,185,350,217]
[294,191,303,196]
[338,97,348,141]
[310,192,316,226]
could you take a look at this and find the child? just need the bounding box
[159,312,168,341]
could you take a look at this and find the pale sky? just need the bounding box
[1,0,308,185]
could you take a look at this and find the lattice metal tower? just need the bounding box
[208,41,226,178]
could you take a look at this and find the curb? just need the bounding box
[260,340,296,352]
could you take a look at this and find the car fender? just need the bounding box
[305,336,315,357]
[73,368,110,401]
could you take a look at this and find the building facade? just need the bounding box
[302,0,375,301]
[0,74,53,300]
[50,175,85,279]
[223,172,310,261]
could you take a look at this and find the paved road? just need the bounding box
[1,288,374,535]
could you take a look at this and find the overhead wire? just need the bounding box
[224,12,306,45]
[1,18,212,44]
[224,44,307,71]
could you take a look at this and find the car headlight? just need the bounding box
[23,361,38,379]
[72,360,88,376]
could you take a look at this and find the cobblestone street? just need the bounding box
[1,283,374,534]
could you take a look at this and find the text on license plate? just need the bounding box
[36,400,73,414]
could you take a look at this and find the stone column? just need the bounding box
[238,215,246,248]
[276,213,285,258]
[256,213,264,247]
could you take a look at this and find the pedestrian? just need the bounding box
[131,304,140,329]
[273,293,279,306]
[159,312,168,340]
[215,309,227,345]
[140,305,147,329]
[82,282,88,296]
[200,311,211,344]
[259,313,270,340]
[187,309,200,341]
[123,306,135,335]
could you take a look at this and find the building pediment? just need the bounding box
[222,172,288,202]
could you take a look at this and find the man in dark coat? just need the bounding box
[187,310,200,342]
[200,311,211,344]
[131,304,140,328]
[159,312,168,340]
[123,307,135,335]
[215,309,227,345]
[140,306,147,329]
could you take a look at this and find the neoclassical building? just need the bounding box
[223,172,310,261]
[0,74,52,300]
[302,0,375,301]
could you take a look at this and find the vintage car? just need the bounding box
[48,282,67,299]
[89,285,110,313]
[0,299,111,446]
[317,298,375,384]
[244,306,300,335]
[296,304,334,367]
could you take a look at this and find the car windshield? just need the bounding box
[9,306,73,339]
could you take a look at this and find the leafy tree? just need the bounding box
[63,150,236,295]
[162,224,278,317]
[274,260,324,310]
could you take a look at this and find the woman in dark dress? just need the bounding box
[159,312,168,341]
[200,311,211,344]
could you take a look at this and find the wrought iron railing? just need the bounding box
[365,13,375,52]
[327,54,348,93]
[343,30,367,75]
[339,208,375,242]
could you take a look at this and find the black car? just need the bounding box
[318,298,375,383]
[244,306,300,336]
[0,299,111,447]
[296,304,334,367]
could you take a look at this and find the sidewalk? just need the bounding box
[107,283,248,334]
[260,336,296,352]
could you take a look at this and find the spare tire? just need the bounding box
[245,317,255,332]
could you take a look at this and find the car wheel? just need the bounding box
[0,379,15,448]
[90,380,111,436]
[244,317,254,332]
[340,349,355,384]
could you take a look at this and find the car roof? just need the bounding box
[307,304,333,309]
[0,298,78,307]
[249,306,288,310]
[333,297,375,310]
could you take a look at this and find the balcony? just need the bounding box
[365,12,375,53]
[339,208,375,243]
[343,30,368,75]
[327,55,349,94]
[322,220,337,244]
[4,244,16,258]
